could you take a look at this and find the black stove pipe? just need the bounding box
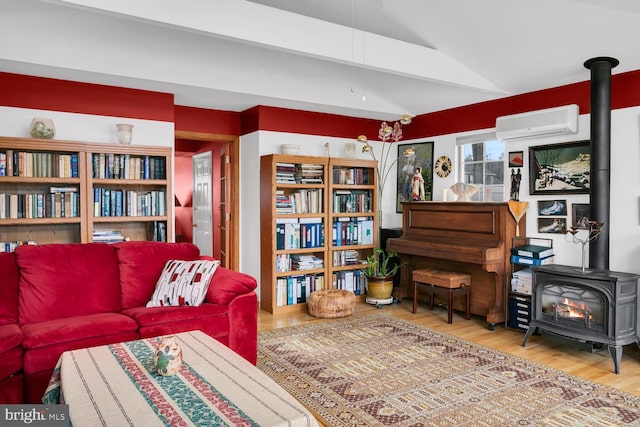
[584,57,618,270]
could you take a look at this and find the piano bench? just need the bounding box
[412,268,471,324]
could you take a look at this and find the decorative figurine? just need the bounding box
[154,335,183,376]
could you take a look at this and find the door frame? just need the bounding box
[175,130,240,271]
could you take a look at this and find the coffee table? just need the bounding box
[43,330,318,426]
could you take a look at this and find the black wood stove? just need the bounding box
[522,264,639,374]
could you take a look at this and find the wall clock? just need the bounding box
[435,155,452,178]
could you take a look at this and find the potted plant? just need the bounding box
[362,248,403,300]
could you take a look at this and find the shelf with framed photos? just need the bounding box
[506,236,553,332]
[0,136,173,251]
[260,154,330,314]
[327,157,378,300]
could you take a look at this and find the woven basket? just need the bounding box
[307,289,355,318]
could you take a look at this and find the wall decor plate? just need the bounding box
[435,155,452,178]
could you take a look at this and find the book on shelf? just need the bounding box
[511,255,555,266]
[511,244,554,259]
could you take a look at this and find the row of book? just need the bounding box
[295,163,323,184]
[91,153,166,180]
[92,229,127,244]
[152,221,168,242]
[332,190,372,213]
[0,150,79,178]
[0,240,36,253]
[332,249,363,267]
[275,218,324,250]
[93,188,166,217]
[275,188,323,214]
[333,167,371,185]
[275,254,324,272]
[276,274,325,306]
[332,218,374,246]
[511,243,555,266]
[0,189,79,219]
[333,270,365,295]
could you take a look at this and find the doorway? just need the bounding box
[174,131,240,270]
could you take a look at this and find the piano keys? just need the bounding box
[387,201,524,329]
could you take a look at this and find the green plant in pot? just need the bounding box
[362,248,403,300]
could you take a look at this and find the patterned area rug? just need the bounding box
[257,313,640,426]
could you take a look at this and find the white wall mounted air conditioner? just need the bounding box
[495,104,579,141]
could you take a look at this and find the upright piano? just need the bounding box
[387,202,524,329]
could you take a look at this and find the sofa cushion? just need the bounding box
[147,259,220,307]
[21,312,139,374]
[0,252,19,325]
[0,324,23,354]
[114,241,200,309]
[122,304,230,339]
[16,243,121,325]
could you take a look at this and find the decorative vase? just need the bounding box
[30,118,55,139]
[154,335,183,376]
[366,275,394,299]
[116,123,134,145]
[441,188,448,201]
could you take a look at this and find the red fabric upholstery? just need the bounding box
[124,304,230,340]
[114,241,200,309]
[0,252,19,325]
[0,324,22,355]
[0,373,23,404]
[0,252,23,403]
[205,265,258,305]
[227,292,258,364]
[16,244,121,324]
[0,347,22,381]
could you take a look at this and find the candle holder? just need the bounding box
[563,221,605,272]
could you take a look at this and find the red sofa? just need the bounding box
[0,241,258,404]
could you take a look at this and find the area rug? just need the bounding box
[257,313,640,426]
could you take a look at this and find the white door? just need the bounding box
[192,152,213,256]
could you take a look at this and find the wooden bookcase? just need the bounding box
[259,154,378,314]
[0,136,173,250]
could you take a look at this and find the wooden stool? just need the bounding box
[412,268,471,323]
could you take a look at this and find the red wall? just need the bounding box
[4,69,640,141]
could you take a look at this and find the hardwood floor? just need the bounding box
[258,300,640,396]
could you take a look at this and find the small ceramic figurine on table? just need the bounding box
[154,335,183,376]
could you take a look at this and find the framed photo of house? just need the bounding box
[508,151,524,168]
[529,140,590,195]
[538,217,567,234]
[572,203,591,229]
[396,141,434,212]
[537,199,567,216]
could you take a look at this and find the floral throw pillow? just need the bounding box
[147,259,220,307]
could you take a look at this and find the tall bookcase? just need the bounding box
[0,136,173,249]
[259,154,378,314]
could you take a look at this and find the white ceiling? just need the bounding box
[2,0,639,120]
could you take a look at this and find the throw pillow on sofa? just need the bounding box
[147,259,220,307]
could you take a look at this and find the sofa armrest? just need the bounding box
[201,260,258,306]
[227,292,258,365]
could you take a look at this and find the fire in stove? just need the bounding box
[552,298,592,327]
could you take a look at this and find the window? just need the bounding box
[458,137,505,201]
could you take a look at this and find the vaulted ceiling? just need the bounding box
[2,0,639,120]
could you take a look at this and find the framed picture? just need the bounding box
[538,217,567,234]
[572,203,591,229]
[508,151,524,168]
[529,140,590,195]
[537,199,567,216]
[396,141,434,212]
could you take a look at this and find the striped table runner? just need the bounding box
[44,330,318,427]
